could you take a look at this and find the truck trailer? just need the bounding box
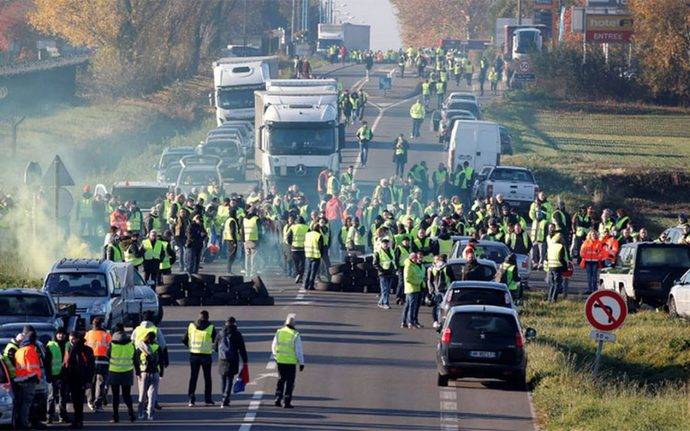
[317,23,370,52]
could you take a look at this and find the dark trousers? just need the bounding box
[304,258,320,290]
[292,250,305,276]
[110,383,134,419]
[548,269,564,302]
[275,363,297,404]
[395,160,406,177]
[585,261,599,293]
[69,384,85,426]
[226,240,238,273]
[89,364,108,408]
[220,372,236,405]
[143,260,160,284]
[188,354,213,403]
[185,246,202,274]
[396,270,405,300]
[48,378,68,420]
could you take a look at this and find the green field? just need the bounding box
[522,293,690,431]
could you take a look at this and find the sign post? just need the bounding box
[584,290,627,373]
[42,155,75,222]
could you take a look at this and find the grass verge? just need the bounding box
[522,292,690,430]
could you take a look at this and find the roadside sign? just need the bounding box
[585,290,627,331]
[589,329,616,343]
[45,187,74,219]
[585,14,634,43]
[42,155,75,187]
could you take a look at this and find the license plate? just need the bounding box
[469,351,497,359]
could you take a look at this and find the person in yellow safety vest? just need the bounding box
[303,225,323,291]
[337,217,351,260]
[223,208,239,274]
[104,234,125,262]
[107,323,136,423]
[317,218,332,279]
[373,238,397,309]
[436,229,454,257]
[464,60,474,87]
[46,328,68,424]
[287,216,309,283]
[507,223,532,255]
[124,232,145,269]
[14,330,45,428]
[392,134,409,177]
[545,224,568,303]
[339,165,355,189]
[453,61,463,86]
[529,200,549,269]
[183,310,216,406]
[394,236,412,304]
[346,216,367,255]
[126,201,143,235]
[134,331,163,421]
[497,253,521,301]
[85,317,112,412]
[488,66,499,95]
[141,230,165,284]
[356,89,368,121]
[76,189,94,237]
[242,209,261,278]
[409,99,425,139]
[158,230,176,279]
[326,170,340,196]
[421,79,431,106]
[402,252,424,328]
[432,163,449,197]
[435,80,445,108]
[271,314,304,408]
[412,229,434,264]
[428,254,451,328]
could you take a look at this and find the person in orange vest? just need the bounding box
[601,229,620,267]
[85,317,112,412]
[580,230,604,294]
[13,329,45,429]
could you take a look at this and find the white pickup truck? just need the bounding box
[473,166,539,211]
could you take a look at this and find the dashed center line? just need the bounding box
[239,390,264,431]
[439,388,459,431]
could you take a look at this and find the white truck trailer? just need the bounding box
[212,56,278,125]
[317,23,370,52]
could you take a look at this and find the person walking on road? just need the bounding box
[402,252,425,328]
[142,229,164,284]
[287,216,309,283]
[488,66,499,95]
[243,208,261,277]
[214,317,248,408]
[272,314,304,409]
[580,230,604,294]
[108,323,136,423]
[303,225,324,291]
[46,328,68,424]
[12,329,43,430]
[356,121,373,167]
[85,317,111,412]
[222,208,239,273]
[409,99,425,139]
[183,310,217,407]
[185,214,207,274]
[392,134,409,177]
[545,224,568,302]
[64,331,95,429]
[134,331,164,421]
[373,238,397,309]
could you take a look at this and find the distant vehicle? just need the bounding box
[472,166,538,211]
[175,155,224,196]
[0,288,76,329]
[220,45,263,58]
[211,56,278,124]
[438,281,515,324]
[196,138,245,180]
[599,243,690,310]
[451,239,531,280]
[110,182,170,213]
[443,100,481,120]
[436,305,535,387]
[669,268,690,318]
[160,163,183,185]
[156,146,195,181]
[499,126,514,155]
[448,121,501,171]
[212,121,254,155]
[441,109,477,123]
[442,258,498,283]
[317,23,370,52]
[42,260,162,330]
[444,92,478,106]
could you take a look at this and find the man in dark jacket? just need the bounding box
[64,331,95,429]
[185,214,207,274]
[462,252,488,281]
[213,317,248,408]
[182,310,217,406]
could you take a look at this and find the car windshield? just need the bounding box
[515,31,539,54]
[489,168,535,183]
[466,244,508,264]
[0,295,53,316]
[201,142,241,159]
[268,125,336,155]
[0,327,53,346]
[179,170,220,186]
[160,152,191,169]
[450,312,517,342]
[111,187,167,209]
[449,289,511,308]
[45,273,108,297]
[637,247,690,268]
[218,85,263,110]
[445,263,497,281]
[163,165,182,182]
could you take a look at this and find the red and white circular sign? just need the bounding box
[585,290,627,332]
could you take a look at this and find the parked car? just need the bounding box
[110,182,171,214]
[438,281,515,324]
[436,305,536,387]
[0,288,75,329]
[175,155,224,196]
[473,165,538,211]
[444,92,478,106]
[599,243,690,310]
[0,359,12,426]
[667,268,690,318]
[451,239,531,280]
[156,146,195,182]
[197,137,246,180]
[42,260,162,330]
[443,100,481,120]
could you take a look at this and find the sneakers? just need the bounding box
[188,400,195,407]
[432,321,440,329]
[147,415,154,421]
[283,402,294,409]
[413,323,423,329]
[401,323,408,328]
[382,304,391,310]
[87,403,95,412]
[274,399,282,407]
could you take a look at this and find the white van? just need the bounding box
[447,121,501,171]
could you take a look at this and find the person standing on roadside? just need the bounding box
[402,252,425,328]
[223,208,239,273]
[64,331,95,429]
[46,328,68,424]
[85,317,111,412]
[545,223,568,302]
[303,225,324,291]
[580,230,604,294]
[134,331,163,421]
[108,323,136,423]
[392,134,409,177]
[373,238,397,310]
[183,310,217,407]
[409,99,425,139]
[185,214,207,275]
[243,207,261,277]
[356,121,373,167]
[272,314,305,409]
[13,330,43,430]
[214,317,248,408]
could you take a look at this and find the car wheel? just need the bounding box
[620,288,638,313]
[509,371,526,390]
[668,296,678,317]
[437,374,449,387]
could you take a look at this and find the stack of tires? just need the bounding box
[236,276,275,305]
[156,274,187,305]
[326,255,380,293]
[155,273,275,307]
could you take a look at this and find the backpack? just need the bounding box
[218,333,235,362]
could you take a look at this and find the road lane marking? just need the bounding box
[238,391,263,431]
[439,389,459,431]
[266,360,276,370]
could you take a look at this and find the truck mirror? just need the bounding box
[208,92,213,107]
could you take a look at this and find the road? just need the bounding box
[77,64,590,431]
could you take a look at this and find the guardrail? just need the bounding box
[0,53,92,77]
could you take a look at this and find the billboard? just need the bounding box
[585,14,633,43]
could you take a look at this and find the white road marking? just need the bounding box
[439,389,459,431]
[266,360,276,370]
[238,390,264,431]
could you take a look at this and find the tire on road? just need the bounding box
[219,275,244,288]
[155,284,180,296]
[329,264,349,276]
[315,280,336,291]
[251,276,270,297]
[161,273,187,286]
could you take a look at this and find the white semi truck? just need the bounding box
[211,56,278,125]
[317,23,370,53]
[254,79,344,189]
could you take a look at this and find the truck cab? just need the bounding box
[42,259,162,330]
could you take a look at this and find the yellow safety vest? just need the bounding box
[223,217,238,241]
[187,323,214,354]
[546,242,565,270]
[274,327,298,364]
[107,244,124,262]
[304,231,322,259]
[126,211,142,231]
[109,342,135,373]
[377,249,396,271]
[46,341,63,376]
[159,241,172,270]
[79,197,93,218]
[410,103,425,119]
[438,238,453,256]
[142,239,163,261]
[243,216,259,241]
[124,245,144,267]
[290,224,309,248]
[134,325,158,345]
[140,343,159,369]
[396,245,410,267]
[403,259,424,294]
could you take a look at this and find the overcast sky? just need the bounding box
[334,0,402,50]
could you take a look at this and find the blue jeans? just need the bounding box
[186,246,201,274]
[402,292,420,325]
[304,258,320,290]
[432,293,444,323]
[378,275,395,306]
[358,140,369,165]
[220,372,236,404]
[411,118,422,137]
[585,261,599,293]
[396,271,405,300]
[548,270,563,302]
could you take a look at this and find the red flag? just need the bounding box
[240,363,250,384]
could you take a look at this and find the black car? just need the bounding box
[437,305,535,388]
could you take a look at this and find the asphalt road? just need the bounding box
[73,64,591,431]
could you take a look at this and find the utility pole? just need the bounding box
[517,0,523,25]
[242,0,248,49]
[291,0,296,43]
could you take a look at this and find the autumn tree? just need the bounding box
[629,0,690,103]
[0,1,35,54]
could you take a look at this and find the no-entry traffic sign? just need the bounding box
[585,290,627,331]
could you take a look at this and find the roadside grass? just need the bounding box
[0,252,42,288]
[522,292,690,431]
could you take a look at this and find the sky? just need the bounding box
[333,0,402,50]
